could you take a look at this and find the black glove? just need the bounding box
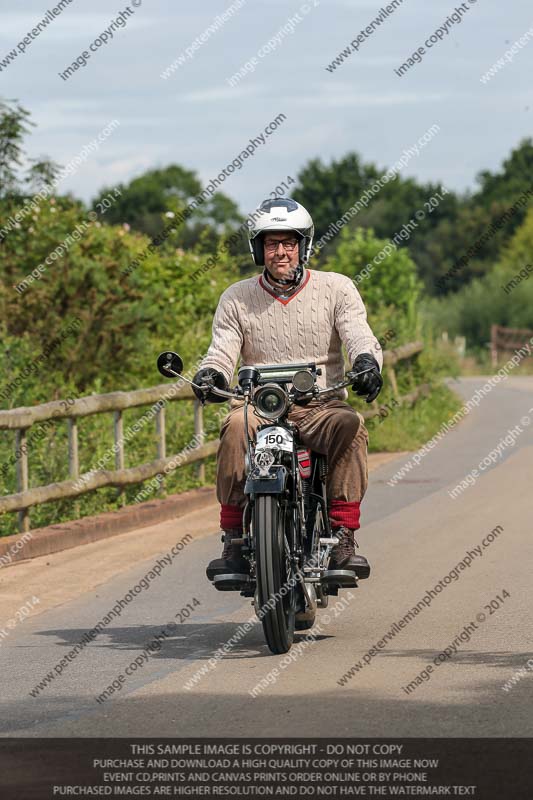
[192,367,229,404]
[351,353,383,403]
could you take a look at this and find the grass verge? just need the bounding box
[365,383,462,453]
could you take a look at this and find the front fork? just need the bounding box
[240,415,309,606]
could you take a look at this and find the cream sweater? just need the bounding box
[200,268,383,399]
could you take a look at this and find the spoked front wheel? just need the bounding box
[254,494,296,654]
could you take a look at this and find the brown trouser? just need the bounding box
[216,398,368,513]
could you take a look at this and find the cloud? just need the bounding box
[176,85,256,103]
[295,86,448,108]
[0,11,153,42]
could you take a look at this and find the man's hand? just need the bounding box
[351,353,383,403]
[192,367,229,404]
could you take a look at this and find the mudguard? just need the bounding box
[244,465,288,496]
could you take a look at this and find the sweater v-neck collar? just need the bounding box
[258,269,310,305]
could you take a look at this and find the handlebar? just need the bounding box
[196,367,374,401]
[157,352,374,402]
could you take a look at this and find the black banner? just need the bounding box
[0,738,531,799]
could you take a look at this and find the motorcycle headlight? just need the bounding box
[253,384,289,420]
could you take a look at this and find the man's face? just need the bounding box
[263,231,300,280]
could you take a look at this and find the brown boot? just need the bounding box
[329,526,370,579]
[206,529,249,581]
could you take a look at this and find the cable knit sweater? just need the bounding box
[199,268,383,400]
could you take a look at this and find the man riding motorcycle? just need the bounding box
[192,198,383,583]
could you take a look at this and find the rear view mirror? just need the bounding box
[157,351,184,378]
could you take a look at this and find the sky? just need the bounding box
[1,0,532,215]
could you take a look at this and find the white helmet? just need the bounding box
[248,197,314,266]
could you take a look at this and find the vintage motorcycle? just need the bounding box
[157,352,371,654]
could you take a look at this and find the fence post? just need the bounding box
[491,324,498,368]
[194,399,205,482]
[387,365,400,401]
[68,418,79,478]
[156,404,166,493]
[114,411,125,506]
[15,429,30,533]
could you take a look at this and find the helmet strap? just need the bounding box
[264,263,304,288]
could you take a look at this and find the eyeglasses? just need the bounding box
[264,238,299,252]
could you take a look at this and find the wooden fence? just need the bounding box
[0,342,425,532]
[491,324,533,367]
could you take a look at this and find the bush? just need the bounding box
[422,208,533,351]
[0,197,240,533]
[323,226,423,340]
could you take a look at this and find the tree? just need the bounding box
[424,208,533,349]
[424,201,508,293]
[293,143,533,298]
[91,165,244,251]
[0,97,59,199]
[293,153,380,244]
[293,151,462,292]
[474,138,533,210]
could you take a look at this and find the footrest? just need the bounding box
[321,569,358,589]
[213,573,250,591]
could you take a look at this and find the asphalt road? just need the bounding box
[1,377,532,737]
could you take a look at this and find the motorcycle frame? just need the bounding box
[240,389,335,610]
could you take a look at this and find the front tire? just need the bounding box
[254,494,296,654]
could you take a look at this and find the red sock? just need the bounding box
[329,500,361,530]
[220,504,243,530]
